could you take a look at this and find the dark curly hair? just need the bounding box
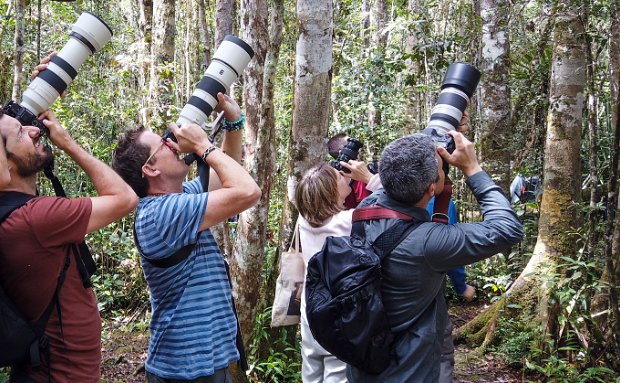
[112,126,151,198]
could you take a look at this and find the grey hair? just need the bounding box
[379,133,438,205]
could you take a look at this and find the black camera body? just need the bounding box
[329,138,363,173]
[3,101,49,137]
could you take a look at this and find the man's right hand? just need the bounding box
[39,109,75,152]
[167,122,213,155]
[437,130,482,178]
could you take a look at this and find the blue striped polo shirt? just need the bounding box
[135,178,239,379]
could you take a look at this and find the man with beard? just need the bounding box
[0,101,137,381]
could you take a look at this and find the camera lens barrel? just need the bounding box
[426,63,480,136]
[176,35,254,128]
[330,138,363,173]
[19,12,112,122]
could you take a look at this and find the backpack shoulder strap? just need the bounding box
[351,206,421,259]
[0,192,36,222]
[133,224,195,268]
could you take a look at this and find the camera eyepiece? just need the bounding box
[329,138,363,173]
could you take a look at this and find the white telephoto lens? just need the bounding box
[177,88,219,127]
[212,38,253,75]
[71,12,113,53]
[205,61,238,93]
[20,78,60,115]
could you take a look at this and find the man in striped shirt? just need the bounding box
[112,93,260,383]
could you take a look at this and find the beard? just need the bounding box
[7,145,54,177]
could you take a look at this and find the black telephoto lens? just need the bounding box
[330,138,363,173]
[424,62,480,156]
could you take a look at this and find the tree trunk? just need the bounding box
[147,0,176,128]
[607,0,620,367]
[477,0,511,192]
[196,0,211,69]
[215,0,234,46]
[367,0,387,134]
[229,0,273,355]
[11,0,25,102]
[139,0,154,46]
[457,1,586,352]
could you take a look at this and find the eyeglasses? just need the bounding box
[143,137,178,167]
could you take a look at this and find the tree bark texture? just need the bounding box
[148,0,176,127]
[478,0,511,192]
[11,0,25,102]
[457,1,587,351]
[196,0,211,69]
[216,0,235,46]
[139,0,154,46]
[522,0,586,344]
[608,0,620,364]
[229,0,272,349]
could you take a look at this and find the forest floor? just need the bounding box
[100,298,525,383]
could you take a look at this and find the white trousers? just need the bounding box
[300,316,348,383]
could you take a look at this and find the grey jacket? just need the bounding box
[347,171,524,382]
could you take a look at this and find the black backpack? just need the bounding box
[0,192,72,369]
[0,173,96,370]
[304,206,420,375]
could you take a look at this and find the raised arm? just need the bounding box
[168,121,260,231]
[39,110,138,233]
[207,92,244,191]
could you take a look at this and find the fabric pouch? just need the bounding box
[271,221,304,327]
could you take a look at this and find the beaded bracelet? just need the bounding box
[223,113,245,131]
[201,146,218,162]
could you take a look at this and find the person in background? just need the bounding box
[426,197,476,302]
[295,163,382,383]
[327,133,375,209]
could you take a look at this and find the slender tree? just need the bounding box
[216,0,235,46]
[196,0,211,69]
[147,0,176,127]
[477,0,511,192]
[230,0,273,350]
[11,0,25,102]
[608,0,620,366]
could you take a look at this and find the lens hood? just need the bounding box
[441,63,481,98]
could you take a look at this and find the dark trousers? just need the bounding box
[145,368,232,383]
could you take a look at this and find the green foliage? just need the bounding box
[248,307,302,383]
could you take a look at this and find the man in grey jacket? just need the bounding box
[347,131,524,382]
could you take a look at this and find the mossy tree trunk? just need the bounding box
[457,1,586,353]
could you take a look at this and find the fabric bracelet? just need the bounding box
[223,113,245,131]
[201,146,218,162]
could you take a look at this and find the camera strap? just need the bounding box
[43,162,96,288]
[432,179,453,224]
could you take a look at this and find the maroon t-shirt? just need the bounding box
[0,195,100,383]
[344,180,372,209]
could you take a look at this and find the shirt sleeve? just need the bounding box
[423,172,524,272]
[148,193,209,254]
[27,197,92,248]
